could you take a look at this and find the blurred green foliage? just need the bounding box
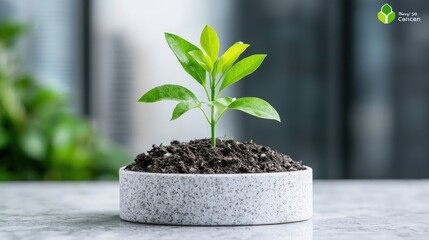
[0,21,129,180]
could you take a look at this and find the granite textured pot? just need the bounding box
[119,166,312,225]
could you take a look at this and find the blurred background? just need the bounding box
[0,0,428,180]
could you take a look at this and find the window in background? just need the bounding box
[0,0,83,111]
[237,0,344,178]
[351,0,429,178]
[392,0,429,178]
[93,34,133,147]
[239,0,429,179]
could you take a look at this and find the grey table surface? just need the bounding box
[1,181,428,240]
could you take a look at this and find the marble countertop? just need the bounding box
[1,180,428,240]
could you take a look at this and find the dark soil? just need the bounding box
[126,138,305,174]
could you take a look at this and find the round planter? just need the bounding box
[119,166,312,225]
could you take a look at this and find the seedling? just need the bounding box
[139,25,280,147]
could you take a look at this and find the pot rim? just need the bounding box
[119,166,312,178]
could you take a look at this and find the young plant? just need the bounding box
[139,25,280,147]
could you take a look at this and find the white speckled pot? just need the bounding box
[119,166,312,225]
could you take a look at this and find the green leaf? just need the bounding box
[210,97,236,118]
[20,129,46,160]
[228,97,280,122]
[381,3,392,15]
[387,12,396,23]
[378,12,387,24]
[215,97,236,107]
[188,49,213,72]
[0,22,28,46]
[0,76,26,127]
[138,84,198,103]
[171,100,200,120]
[0,126,10,149]
[216,42,249,74]
[165,33,206,86]
[200,25,220,61]
[219,54,266,92]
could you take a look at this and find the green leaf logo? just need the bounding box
[378,3,396,24]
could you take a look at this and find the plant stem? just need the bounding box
[203,87,210,101]
[210,73,216,148]
[198,107,211,124]
[211,109,215,147]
